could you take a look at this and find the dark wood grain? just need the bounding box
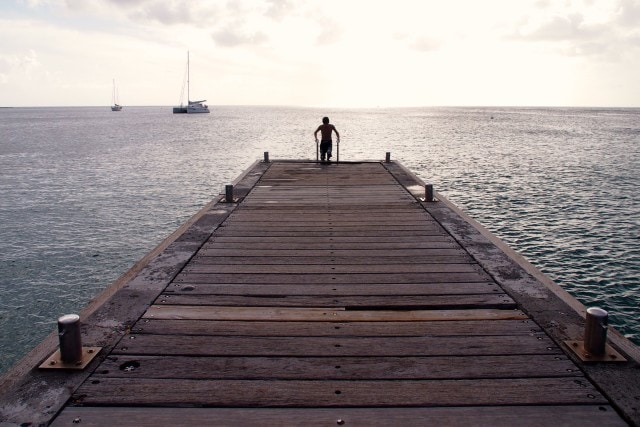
[51,406,626,427]
[95,354,580,380]
[155,294,516,309]
[142,306,529,322]
[112,334,559,357]
[164,282,502,296]
[73,378,607,406]
[133,319,541,337]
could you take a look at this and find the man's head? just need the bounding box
[322,117,329,124]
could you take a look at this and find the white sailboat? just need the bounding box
[111,79,122,111]
[173,52,210,114]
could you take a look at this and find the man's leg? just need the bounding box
[320,141,328,161]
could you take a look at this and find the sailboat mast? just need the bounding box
[187,51,190,103]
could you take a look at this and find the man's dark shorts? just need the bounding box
[320,139,332,158]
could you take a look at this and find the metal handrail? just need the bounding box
[315,139,340,162]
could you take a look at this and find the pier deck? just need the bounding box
[2,160,639,426]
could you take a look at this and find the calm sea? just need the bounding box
[0,106,638,374]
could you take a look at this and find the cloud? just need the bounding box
[18,0,51,6]
[104,0,147,6]
[521,14,591,41]
[410,37,441,52]
[0,57,10,84]
[130,1,198,26]
[212,28,268,47]
[0,49,46,85]
[101,0,299,28]
[264,0,294,20]
[392,32,441,53]
[507,1,640,60]
[314,15,342,45]
[615,0,640,27]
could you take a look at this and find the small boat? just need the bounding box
[111,79,122,111]
[173,52,210,114]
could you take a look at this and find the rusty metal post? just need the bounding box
[385,152,391,163]
[225,184,234,203]
[425,184,434,202]
[263,152,270,163]
[584,307,608,355]
[58,314,82,363]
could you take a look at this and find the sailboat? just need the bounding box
[173,52,210,114]
[111,79,122,111]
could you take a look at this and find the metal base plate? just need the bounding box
[39,347,102,370]
[564,340,626,363]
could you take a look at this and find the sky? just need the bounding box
[0,0,639,107]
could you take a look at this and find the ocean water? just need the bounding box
[0,106,638,374]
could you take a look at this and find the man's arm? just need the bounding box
[333,125,340,142]
[314,126,321,142]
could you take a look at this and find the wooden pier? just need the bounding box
[1,159,639,426]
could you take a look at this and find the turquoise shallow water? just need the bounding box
[0,106,638,374]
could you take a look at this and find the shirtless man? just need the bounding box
[314,117,340,162]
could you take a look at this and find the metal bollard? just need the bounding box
[385,152,391,163]
[58,314,82,363]
[425,184,434,202]
[225,184,234,202]
[264,152,270,163]
[584,307,608,355]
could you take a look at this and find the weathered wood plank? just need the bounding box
[212,229,448,237]
[51,406,627,427]
[244,193,413,200]
[250,184,404,191]
[218,224,444,231]
[246,194,413,200]
[227,217,432,224]
[112,334,557,357]
[173,272,492,284]
[238,206,421,211]
[198,248,465,257]
[237,203,422,209]
[143,306,527,321]
[133,318,541,337]
[206,235,459,243]
[190,255,475,265]
[72,378,607,406]
[156,294,515,309]
[201,241,462,250]
[165,282,502,296]
[231,209,429,216]
[95,355,581,380]
[181,263,482,274]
